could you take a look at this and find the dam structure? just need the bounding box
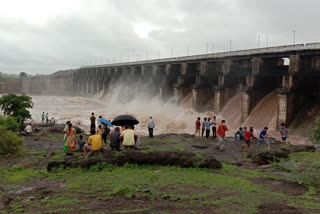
[21,43,320,129]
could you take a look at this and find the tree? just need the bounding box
[311,117,320,143]
[0,94,33,123]
[20,72,27,78]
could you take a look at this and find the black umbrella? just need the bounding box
[111,115,139,126]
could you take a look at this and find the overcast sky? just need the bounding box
[0,0,319,75]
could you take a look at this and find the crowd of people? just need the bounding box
[23,112,289,156]
[194,117,289,152]
[64,112,146,158]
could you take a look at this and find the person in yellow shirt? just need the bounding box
[120,125,138,149]
[84,130,102,158]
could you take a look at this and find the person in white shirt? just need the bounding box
[50,118,55,124]
[147,116,155,138]
[24,123,33,135]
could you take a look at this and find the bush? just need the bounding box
[0,126,22,155]
[0,116,21,132]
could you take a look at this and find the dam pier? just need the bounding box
[20,43,320,129]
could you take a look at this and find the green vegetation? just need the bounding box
[311,116,320,142]
[0,126,22,155]
[0,116,21,132]
[0,93,33,123]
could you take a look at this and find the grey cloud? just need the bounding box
[0,0,319,74]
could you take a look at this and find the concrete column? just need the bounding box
[222,60,231,75]
[241,92,250,122]
[276,93,296,129]
[200,61,207,76]
[86,82,90,95]
[252,57,263,74]
[277,94,288,128]
[92,81,96,95]
[214,90,224,113]
[289,55,301,74]
[181,63,187,75]
[192,89,198,110]
[165,64,171,76]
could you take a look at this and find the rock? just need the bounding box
[248,150,290,165]
[259,164,273,169]
[20,131,26,136]
[192,145,209,149]
[289,145,316,153]
[47,150,222,171]
[23,196,36,203]
[47,124,65,132]
[34,128,41,132]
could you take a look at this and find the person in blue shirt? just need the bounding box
[256,127,270,152]
[205,118,211,139]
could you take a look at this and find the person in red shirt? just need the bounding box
[241,127,252,152]
[194,117,201,139]
[216,120,228,151]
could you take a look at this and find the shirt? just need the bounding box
[202,121,206,129]
[90,116,96,125]
[211,119,217,127]
[244,131,252,140]
[97,128,103,135]
[25,125,32,133]
[78,140,86,150]
[217,124,228,137]
[45,114,49,119]
[41,114,45,119]
[121,129,136,146]
[195,120,201,130]
[110,132,121,147]
[205,121,211,130]
[88,134,102,151]
[259,130,267,139]
[235,130,245,139]
[148,119,155,128]
[280,128,288,137]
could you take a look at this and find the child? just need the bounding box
[256,127,270,152]
[241,127,252,152]
[78,135,86,151]
[280,123,289,148]
[97,125,103,135]
[234,127,244,141]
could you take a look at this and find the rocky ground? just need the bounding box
[0,124,320,214]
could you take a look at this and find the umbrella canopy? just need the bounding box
[111,115,139,126]
[98,118,113,127]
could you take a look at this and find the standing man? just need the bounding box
[201,118,207,139]
[90,112,96,133]
[205,118,211,139]
[41,112,45,124]
[280,123,289,148]
[194,117,201,139]
[211,116,217,138]
[148,116,155,137]
[256,127,271,152]
[216,120,228,151]
[45,113,49,124]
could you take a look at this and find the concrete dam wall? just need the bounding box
[21,43,320,131]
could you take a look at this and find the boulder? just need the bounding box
[289,145,316,153]
[248,150,290,165]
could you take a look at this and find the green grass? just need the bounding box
[0,165,47,184]
[114,208,151,213]
[172,145,185,151]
